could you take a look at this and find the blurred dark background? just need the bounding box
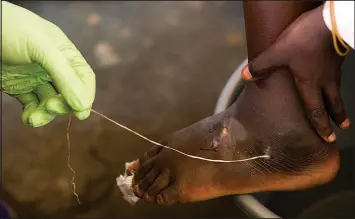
[1,1,248,217]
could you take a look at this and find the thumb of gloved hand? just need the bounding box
[2,1,96,120]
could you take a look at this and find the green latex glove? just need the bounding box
[1,1,96,127]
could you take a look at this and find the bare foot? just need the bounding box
[128,72,340,205]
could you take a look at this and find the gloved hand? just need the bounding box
[1,1,96,127]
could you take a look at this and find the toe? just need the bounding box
[134,168,160,198]
[126,160,139,175]
[156,184,180,205]
[139,146,162,165]
[145,169,171,203]
[133,158,155,186]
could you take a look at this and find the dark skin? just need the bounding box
[242,2,350,143]
[125,1,340,205]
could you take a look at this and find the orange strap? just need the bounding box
[329,0,350,56]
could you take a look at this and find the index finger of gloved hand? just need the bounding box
[57,42,96,108]
[324,81,350,129]
[30,37,89,112]
[44,20,96,112]
[296,81,336,143]
[34,83,71,115]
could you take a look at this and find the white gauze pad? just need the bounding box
[116,161,140,205]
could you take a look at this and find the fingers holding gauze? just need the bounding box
[296,82,336,143]
[34,20,96,120]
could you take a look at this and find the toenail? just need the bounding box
[127,160,139,170]
[340,118,351,129]
[156,194,164,204]
[327,133,336,142]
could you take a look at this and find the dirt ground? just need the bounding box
[1,1,249,217]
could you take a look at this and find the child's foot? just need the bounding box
[128,73,340,205]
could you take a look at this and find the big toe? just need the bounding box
[126,160,139,175]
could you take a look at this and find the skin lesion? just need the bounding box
[200,127,229,152]
[309,107,327,119]
[127,1,342,205]
[128,102,340,205]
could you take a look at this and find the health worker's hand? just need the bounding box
[1,1,96,127]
